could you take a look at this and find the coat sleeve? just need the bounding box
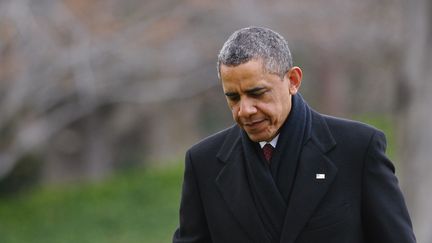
[362,130,416,243]
[173,150,212,243]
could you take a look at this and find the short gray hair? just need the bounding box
[217,26,293,79]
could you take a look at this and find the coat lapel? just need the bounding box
[214,112,338,243]
[280,112,338,243]
[215,126,269,243]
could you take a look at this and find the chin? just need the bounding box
[247,133,271,143]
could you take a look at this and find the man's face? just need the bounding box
[220,59,300,142]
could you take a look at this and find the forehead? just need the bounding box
[220,59,266,86]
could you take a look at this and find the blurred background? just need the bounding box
[0,0,431,242]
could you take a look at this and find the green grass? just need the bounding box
[0,164,184,243]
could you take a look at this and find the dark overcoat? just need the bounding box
[173,110,416,243]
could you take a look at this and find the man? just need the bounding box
[173,27,416,243]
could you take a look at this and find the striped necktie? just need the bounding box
[262,143,274,163]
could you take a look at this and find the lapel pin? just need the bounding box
[316,173,326,179]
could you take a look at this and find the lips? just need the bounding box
[244,119,264,126]
[243,119,266,130]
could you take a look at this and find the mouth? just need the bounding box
[243,119,266,130]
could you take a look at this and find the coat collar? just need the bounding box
[216,111,336,162]
[215,111,337,243]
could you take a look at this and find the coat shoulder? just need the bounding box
[321,114,381,140]
[188,124,239,157]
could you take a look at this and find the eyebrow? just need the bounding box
[224,87,266,97]
[245,87,266,94]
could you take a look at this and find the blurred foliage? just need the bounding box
[0,0,405,185]
[0,163,183,243]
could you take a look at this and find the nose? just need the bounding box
[238,98,257,117]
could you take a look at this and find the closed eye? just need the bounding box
[246,87,267,98]
[249,91,266,98]
[224,87,267,101]
[225,92,240,101]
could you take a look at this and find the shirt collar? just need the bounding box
[258,134,279,148]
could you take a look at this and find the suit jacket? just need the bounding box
[173,110,416,243]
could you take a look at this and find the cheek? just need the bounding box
[262,103,283,124]
[259,103,276,117]
[230,105,240,120]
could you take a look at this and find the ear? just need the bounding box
[286,66,302,95]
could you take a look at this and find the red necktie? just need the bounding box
[262,143,274,162]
